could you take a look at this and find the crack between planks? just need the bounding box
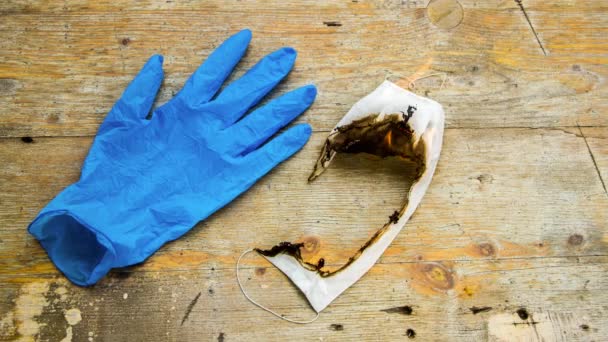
[578,125,608,197]
[180,291,201,326]
[514,0,548,56]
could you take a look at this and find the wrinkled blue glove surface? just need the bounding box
[28,29,316,286]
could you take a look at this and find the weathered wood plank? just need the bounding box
[1,256,606,341]
[0,0,606,137]
[1,128,606,279]
[1,1,607,341]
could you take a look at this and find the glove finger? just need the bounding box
[224,85,316,156]
[206,47,297,127]
[237,124,312,181]
[174,29,251,107]
[110,54,164,124]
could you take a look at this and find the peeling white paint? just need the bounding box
[60,326,73,342]
[14,282,50,340]
[54,286,68,301]
[64,308,82,326]
[0,311,16,337]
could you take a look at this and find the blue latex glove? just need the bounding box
[28,29,316,286]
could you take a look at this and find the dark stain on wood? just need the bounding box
[111,270,131,279]
[477,243,495,257]
[21,137,34,143]
[476,173,493,184]
[217,332,225,341]
[381,305,413,315]
[568,234,584,246]
[180,292,201,326]
[406,328,416,338]
[330,323,344,331]
[469,306,492,314]
[255,267,266,276]
[580,324,590,331]
[323,21,342,27]
[516,308,529,320]
[513,321,539,326]
[46,113,60,123]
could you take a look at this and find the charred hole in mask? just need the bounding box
[257,108,427,277]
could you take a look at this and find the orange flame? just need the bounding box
[384,130,393,147]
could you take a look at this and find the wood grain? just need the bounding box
[1,1,607,341]
[1,129,607,272]
[2,256,607,341]
[0,0,607,137]
[1,129,607,341]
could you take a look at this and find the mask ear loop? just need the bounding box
[236,249,320,324]
[387,72,448,90]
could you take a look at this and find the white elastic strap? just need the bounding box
[236,249,320,324]
[387,72,448,90]
[405,72,447,90]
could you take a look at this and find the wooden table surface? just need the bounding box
[1,1,607,341]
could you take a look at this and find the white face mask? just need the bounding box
[237,80,445,322]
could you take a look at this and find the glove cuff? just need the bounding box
[28,210,117,286]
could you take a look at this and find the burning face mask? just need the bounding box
[237,80,445,321]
